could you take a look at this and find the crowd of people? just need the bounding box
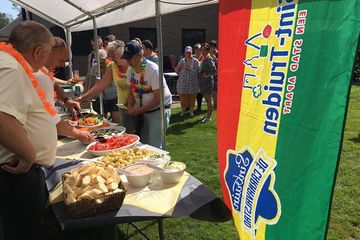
[175,41,218,123]
[0,20,219,239]
[79,36,172,148]
[80,33,218,130]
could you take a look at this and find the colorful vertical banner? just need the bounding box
[217,0,360,239]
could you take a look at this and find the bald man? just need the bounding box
[0,21,55,240]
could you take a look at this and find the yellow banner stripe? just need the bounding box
[234,0,298,239]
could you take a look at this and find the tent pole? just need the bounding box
[65,27,73,80]
[155,0,166,150]
[92,17,104,116]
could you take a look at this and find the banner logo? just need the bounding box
[224,147,281,237]
[241,2,297,136]
[243,24,272,99]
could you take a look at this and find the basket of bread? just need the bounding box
[62,162,126,218]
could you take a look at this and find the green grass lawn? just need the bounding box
[117,108,239,240]
[1,87,359,240]
[327,86,360,240]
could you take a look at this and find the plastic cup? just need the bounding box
[73,70,79,81]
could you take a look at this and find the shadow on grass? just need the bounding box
[169,110,207,125]
[348,137,360,143]
[167,110,209,136]
[167,120,203,136]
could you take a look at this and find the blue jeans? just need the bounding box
[119,108,137,134]
[0,165,47,240]
[138,108,171,148]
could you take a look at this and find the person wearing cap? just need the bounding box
[142,39,159,65]
[175,46,199,116]
[122,41,172,148]
[193,43,203,62]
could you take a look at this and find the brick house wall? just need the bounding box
[109,4,218,56]
[72,3,218,75]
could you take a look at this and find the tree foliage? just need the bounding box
[0,12,13,30]
[12,4,21,16]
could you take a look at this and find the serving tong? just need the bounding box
[94,136,107,143]
[117,159,177,175]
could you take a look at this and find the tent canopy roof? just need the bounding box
[10,0,217,32]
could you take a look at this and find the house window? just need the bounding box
[129,28,157,48]
[182,29,205,51]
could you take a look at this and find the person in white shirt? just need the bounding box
[35,37,94,143]
[0,21,55,240]
[122,41,172,148]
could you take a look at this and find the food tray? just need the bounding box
[62,174,126,218]
[98,146,171,169]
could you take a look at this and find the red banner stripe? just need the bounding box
[218,0,252,208]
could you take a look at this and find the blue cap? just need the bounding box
[122,41,142,59]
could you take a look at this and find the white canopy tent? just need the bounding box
[10,0,218,149]
[9,0,217,31]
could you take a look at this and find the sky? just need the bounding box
[0,0,20,19]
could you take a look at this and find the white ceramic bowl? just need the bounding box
[160,161,186,184]
[123,164,154,188]
[86,134,140,157]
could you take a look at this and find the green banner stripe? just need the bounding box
[268,1,360,239]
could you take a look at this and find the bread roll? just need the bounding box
[107,182,118,191]
[95,197,105,204]
[105,177,114,185]
[81,175,91,187]
[98,169,111,179]
[63,183,75,195]
[94,182,108,193]
[78,192,93,200]
[112,188,123,194]
[66,194,77,204]
[92,175,105,184]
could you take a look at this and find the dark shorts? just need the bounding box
[0,164,48,240]
[94,98,119,114]
[199,78,214,96]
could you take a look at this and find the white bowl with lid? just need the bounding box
[160,161,186,184]
[122,164,154,188]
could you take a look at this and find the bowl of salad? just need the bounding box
[90,126,126,138]
[86,134,140,156]
[75,113,103,128]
